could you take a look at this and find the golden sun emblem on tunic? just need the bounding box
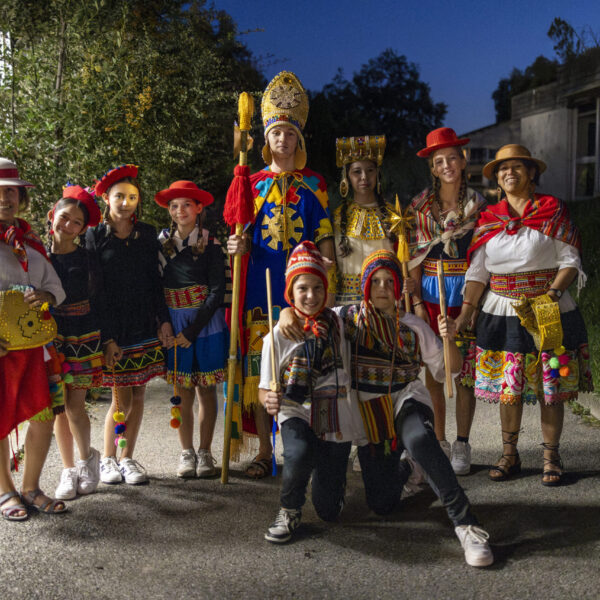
[261,204,304,250]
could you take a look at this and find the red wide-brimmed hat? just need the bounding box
[154,180,214,208]
[94,164,139,197]
[62,184,102,227]
[416,127,470,158]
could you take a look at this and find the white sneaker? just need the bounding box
[264,508,302,543]
[100,456,123,484]
[455,525,494,567]
[196,449,216,478]
[55,467,78,500]
[177,448,197,478]
[439,440,452,460]
[451,440,472,475]
[119,458,148,485]
[77,448,101,495]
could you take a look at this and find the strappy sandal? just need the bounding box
[0,491,29,522]
[489,429,522,481]
[245,457,272,479]
[541,442,564,487]
[21,488,68,515]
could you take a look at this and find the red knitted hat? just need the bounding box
[360,250,403,305]
[284,241,328,306]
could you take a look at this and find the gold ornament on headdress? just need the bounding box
[336,135,386,198]
[261,71,309,169]
[387,195,414,313]
[335,135,386,167]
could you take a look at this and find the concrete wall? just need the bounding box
[521,107,573,200]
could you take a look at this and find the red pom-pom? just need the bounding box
[62,362,71,373]
[170,418,181,429]
[391,436,397,452]
[303,320,310,332]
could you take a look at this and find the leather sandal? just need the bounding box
[489,429,522,481]
[21,488,68,515]
[0,491,29,521]
[245,457,272,479]
[541,442,564,487]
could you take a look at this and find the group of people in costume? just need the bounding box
[0,71,592,570]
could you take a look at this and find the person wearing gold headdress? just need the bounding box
[333,135,395,306]
[227,72,335,478]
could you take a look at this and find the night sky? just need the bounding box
[214,0,600,135]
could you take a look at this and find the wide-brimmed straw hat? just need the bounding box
[483,144,547,180]
[416,128,469,158]
[0,158,34,187]
[154,180,214,208]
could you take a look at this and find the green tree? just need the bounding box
[305,49,446,205]
[492,55,558,123]
[0,0,265,231]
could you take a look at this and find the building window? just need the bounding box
[574,102,599,199]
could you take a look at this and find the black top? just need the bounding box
[159,230,225,341]
[50,246,100,338]
[85,221,170,345]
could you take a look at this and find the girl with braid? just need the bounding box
[333,135,395,306]
[155,181,227,479]
[86,165,171,485]
[406,128,486,475]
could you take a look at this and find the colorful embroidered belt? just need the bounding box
[164,285,208,309]
[422,258,468,276]
[52,299,90,317]
[339,273,361,298]
[490,269,557,299]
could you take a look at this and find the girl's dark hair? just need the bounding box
[102,176,143,223]
[48,197,91,246]
[337,164,396,258]
[493,158,541,186]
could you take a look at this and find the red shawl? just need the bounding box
[0,218,48,271]
[467,194,581,263]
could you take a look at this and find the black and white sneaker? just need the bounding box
[264,508,301,544]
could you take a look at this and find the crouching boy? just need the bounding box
[259,241,359,544]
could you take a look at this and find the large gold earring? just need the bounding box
[339,167,349,198]
[262,144,272,165]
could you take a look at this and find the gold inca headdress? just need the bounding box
[335,135,386,167]
[261,71,309,169]
[336,135,386,198]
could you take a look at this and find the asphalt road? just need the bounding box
[2,379,599,600]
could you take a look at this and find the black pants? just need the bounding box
[280,418,351,521]
[358,399,478,527]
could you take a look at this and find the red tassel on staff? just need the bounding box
[223,165,255,227]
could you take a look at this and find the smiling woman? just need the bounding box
[0,157,69,520]
[458,144,593,487]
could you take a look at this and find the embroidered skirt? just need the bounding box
[102,338,166,387]
[474,271,592,405]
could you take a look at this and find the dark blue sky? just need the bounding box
[214,0,600,135]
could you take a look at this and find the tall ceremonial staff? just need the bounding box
[221,92,255,484]
[436,259,454,398]
[387,195,414,313]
